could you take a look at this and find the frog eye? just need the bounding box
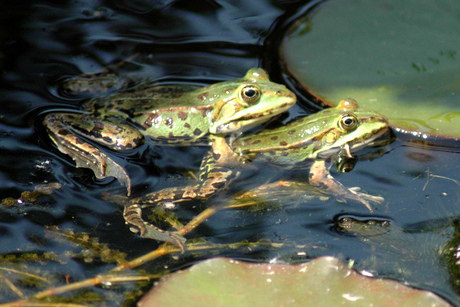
[239,85,261,106]
[339,114,358,131]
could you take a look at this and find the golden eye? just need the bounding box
[339,114,358,131]
[239,85,261,105]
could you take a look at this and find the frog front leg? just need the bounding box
[309,160,383,211]
[44,113,144,195]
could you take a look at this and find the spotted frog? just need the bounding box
[44,68,297,194]
[125,98,390,247]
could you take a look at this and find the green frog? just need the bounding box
[337,216,391,237]
[44,68,297,194]
[124,98,390,248]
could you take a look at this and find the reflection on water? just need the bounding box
[0,0,460,305]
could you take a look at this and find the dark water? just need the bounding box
[0,0,460,305]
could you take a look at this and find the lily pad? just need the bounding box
[281,0,460,139]
[138,256,452,307]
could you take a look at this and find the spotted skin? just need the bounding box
[125,99,389,247]
[44,68,296,193]
[43,68,296,245]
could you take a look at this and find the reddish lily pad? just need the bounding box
[281,0,460,139]
[138,256,452,307]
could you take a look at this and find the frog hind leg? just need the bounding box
[136,149,240,205]
[122,149,240,247]
[134,138,243,208]
[123,204,186,251]
[43,113,143,195]
[308,160,383,211]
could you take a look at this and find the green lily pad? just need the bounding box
[138,257,452,307]
[281,0,460,139]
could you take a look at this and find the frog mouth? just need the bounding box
[213,114,278,134]
[346,125,389,154]
[317,124,389,159]
[211,101,294,134]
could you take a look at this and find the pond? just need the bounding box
[0,0,459,305]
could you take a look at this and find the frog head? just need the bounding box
[205,68,296,135]
[310,98,390,159]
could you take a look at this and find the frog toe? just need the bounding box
[142,225,186,251]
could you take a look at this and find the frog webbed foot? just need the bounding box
[309,160,383,212]
[348,187,385,204]
[140,225,186,252]
[123,203,186,251]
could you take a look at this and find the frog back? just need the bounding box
[81,82,240,144]
[82,68,296,145]
[234,113,337,166]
